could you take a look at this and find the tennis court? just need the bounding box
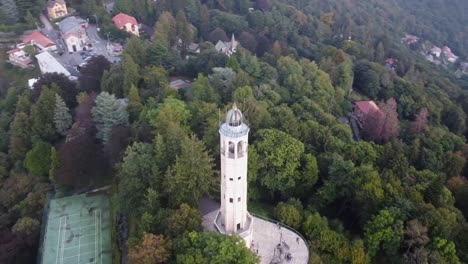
[39,194,111,264]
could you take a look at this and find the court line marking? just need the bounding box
[60,216,67,264]
[62,250,96,260]
[78,226,81,264]
[64,241,96,250]
[95,210,98,264]
[96,210,102,264]
[67,217,96,225]
[68,223,96,231]
[55,216,63,264]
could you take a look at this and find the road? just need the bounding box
[39,13,53,31]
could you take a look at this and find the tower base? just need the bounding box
[213,210,254,246]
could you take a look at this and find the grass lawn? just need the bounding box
[248,201,275,219]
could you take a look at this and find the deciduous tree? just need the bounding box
[79,55,110,93]
[128,233,171,264]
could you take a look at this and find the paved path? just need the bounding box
[39,13,53,31]
[201,199,309,264]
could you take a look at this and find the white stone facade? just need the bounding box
[215,104,253,245]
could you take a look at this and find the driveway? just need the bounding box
[39,13,54,31]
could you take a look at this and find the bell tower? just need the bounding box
[215,103,253,245]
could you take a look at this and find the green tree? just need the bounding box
[53,94,72,135]
[122,53,140,97]
[188,73,220,103]
[49,146,58,182]
[114,0,133,15]
[226,56,240,72]
[164,135,215,207]
[8,112,31,162]
[30,87,56,141]
[274,198,303,229]
[176,11,193,53]
[208,67,236,103]
[140,66,169,101]
[148,40,169,67]
[117,142,157,213]
[127,84,143,121]
[174,231,259,264]
[152,11,176,46]
[165,203,202,238]
[92,92,129,143]
[123,37,148,65]
[24,141,52,177]
[364,208,404,258]
[430,237,461,264]
[101,64,125,97]
[254,129,305,193]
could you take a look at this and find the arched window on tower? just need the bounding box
[228,142,235,158]
[221,141,225,156]
[237,141,244,158]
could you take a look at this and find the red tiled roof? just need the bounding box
[355,101,380,114]
[112,13,137,29]
[23,32,56,48]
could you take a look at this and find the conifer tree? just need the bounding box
[92,92,129,143]
[189,73,220,103]
[30,87,56,141]
[53,94,72,135]
[127,84,143,121]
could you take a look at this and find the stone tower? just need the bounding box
[215,103,253,245]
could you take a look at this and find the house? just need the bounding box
[6,48,33,68]
[170,78,192,90]
[353,100,381,126]
[215,34,238,57]
[112,13,139,36]
[58,16,89,53]
[401,34,419,45]
[47,0,68,20]
[430,46,441,57]
[188,43,200,54]
[385,58,397,71]
[442,46,458,63]
[22,31,57,52]
[35,51,71,77]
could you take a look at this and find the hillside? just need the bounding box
[0,0,467,263]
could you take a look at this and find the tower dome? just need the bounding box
[220,103,249,138]
[226,103,244,127]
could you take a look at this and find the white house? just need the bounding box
[430,46,441,57]
[214,104,253,246]
[58,16,89,53]
[215,34,238,57]
[6,48,32,68]
[35,51,71,76]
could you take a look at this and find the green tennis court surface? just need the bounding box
[40,194,111,264]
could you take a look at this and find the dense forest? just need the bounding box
[1,0,468,263]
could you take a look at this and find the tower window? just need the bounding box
[229,178,233,181]
[237,141,244,158]
[238,197,241,202]
[228,141,235,159]
[238,177,241,180]
[237,223,241,230]
[229,198,233,203]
